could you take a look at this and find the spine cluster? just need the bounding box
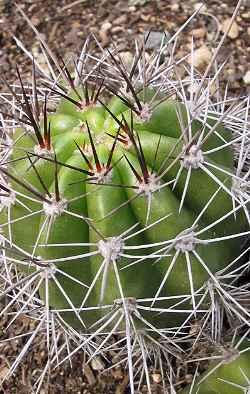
[0,4,250,393]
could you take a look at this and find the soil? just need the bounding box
[0,0,249,393]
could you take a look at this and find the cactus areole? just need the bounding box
[1,77,247,330]
[181,340,250,394]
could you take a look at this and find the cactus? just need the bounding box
[181,338,250,394]
[0,2,250,393]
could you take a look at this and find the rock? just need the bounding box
[194,2,207,12]
[188,45,212,69]
[152,372,162,384]
[171,4,180,11]
[111,26,124,34]
[247,27,250,37]
[242,12,250,20]
[144,31,169,50]
[221,19,239,39]
[101,21,112,32]
[141,14,151,22]
[119,51,134,68]
[99,21,112,46]
[90,356,105,371]
[113,14,127,25]
[191,28,206,39]
[243,71,250,85]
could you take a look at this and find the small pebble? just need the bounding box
[191,28,206,39]
[185,374,193,384]
[119,51,134,68]
[188,45,212,69]
[99,21,112,46]
[243,71,250,85]
[194,2,207,12]
[221,19,239,39]
[114,14,127,25]
[242,12,250,19]
[171,4,179,12]
[101,21,112,32]
[90,356,105,371]
[144,31,167,50]
[152,372,162,384]
[111,26,124,34]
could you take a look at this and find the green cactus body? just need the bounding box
[181,342,250,394]
[1,89,247,329]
